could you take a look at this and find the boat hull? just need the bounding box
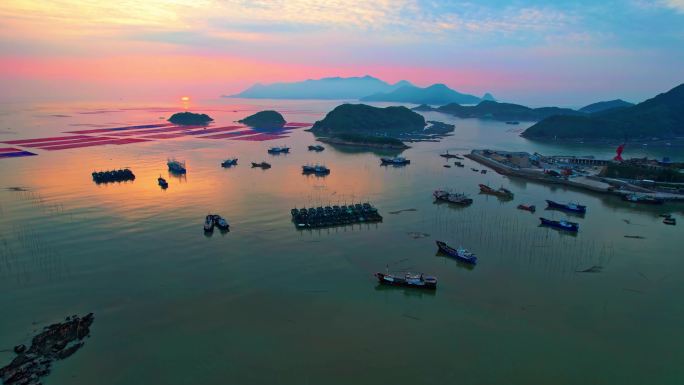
[539,217,579,232]
[435,241,477,264]
[374,273,437,290]
[546,200,586,213]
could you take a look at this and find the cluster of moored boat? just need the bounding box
[290,203,382,229]
[204,214,230,232]
[92,169,135,184]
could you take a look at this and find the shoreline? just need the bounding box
[316,137,410,150]
[466,149,684,202]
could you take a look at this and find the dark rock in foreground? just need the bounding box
[1,313,94,385]
[168,112,213,125]
[238,110,286,129]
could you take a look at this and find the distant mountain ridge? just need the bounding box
[578,99,634,113]
[522,83,684,140]
[227,75,412,100]
[227,75,492,104]
[417,100,581,121]
[360,83,491,105]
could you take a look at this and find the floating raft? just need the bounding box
[291,203,382,229]
[92,169,135,184]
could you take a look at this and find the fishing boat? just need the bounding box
[443,165,451,168]
[505,121,520,125]
[480,169,487,174]
[539,217,579,232]
[545,200,587,214]
[380,157,410,166]
[479,184,514,199]
[302,164,330,175]
[308,145,325,152]
[267,146,290,154]
[374,271,437,290]
[439,150,459,159]
[454,162,464,167]
[221,158,238,167]
[622,193,664,205]
[251,162,271,169]
[435,241,477,264]
[433,189,473,205]
[664,217,677,225]
[213,215,230,230]
[517,204,536,213]
[167,159,186,174]
[203,215,215,232]
[471,168,479,172]
[157,176,168,189]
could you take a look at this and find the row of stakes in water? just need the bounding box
[291,203,383,229]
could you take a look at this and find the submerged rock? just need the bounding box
[0,313,94,385]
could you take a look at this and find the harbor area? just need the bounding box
[466,149,684,201]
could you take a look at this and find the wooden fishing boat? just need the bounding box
[374,271,437,290]
[479,184,514,199]
[517,204,536,213]
[546,200,586,214]
[251,162,271,169]
[540,217,579,232]
[435,241,477,264]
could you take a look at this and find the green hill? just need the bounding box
[579,99,634,113]
[238,110,286,128]
[436,100,580,121]
[168,112,213,125]
[310,104,425,135]
[522,83,684,140]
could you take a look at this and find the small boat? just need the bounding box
[374,271,437,290]
[157,176,168,189]
[380,157,410,166]
[663,217,677,225]
[479,184,514,199]
[546,200,587,214]
[622,194,664,205]
[505,121,520,125]
[471,168,479,172]
[167,159,186,174]
[480,169,487,174]
[439,151,459,159]
[443,165,451,168]
[433,189,473,206]
[435,241,477,264]
[302,164,330,175]
[251,162,271,169]
[454,162,464,167]
[267,146,290,154]
[203,215,215,232]
[212,215,230,230]
[539,217,579,232]
[517,204,536,213]
[308,145,325,152]
[221,158,238,167]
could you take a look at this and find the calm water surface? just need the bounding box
[1,100,683,385]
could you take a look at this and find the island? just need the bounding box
[309,104,426,135]
[435,100,581,121]
[168,112,213,125]
[522,83,684,141]
[238,110,286,128]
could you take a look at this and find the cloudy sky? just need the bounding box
[1,0,682,105]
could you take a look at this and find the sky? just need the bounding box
[0,0,683,106]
